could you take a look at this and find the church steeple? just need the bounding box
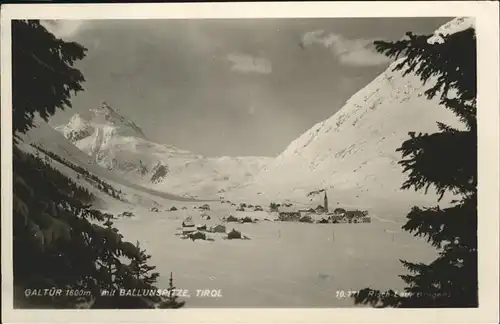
[324,190,328,212]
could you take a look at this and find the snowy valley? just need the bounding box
[14,16,475,308]
[53,102,271,200]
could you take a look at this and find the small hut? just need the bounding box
[329,214,342,223]
[182,220,195,228]
[196,224,207,231]
[170,206,178,211]
[226,215,239,222]
[345,210,365,222]
[182,226,196,236]
[189,231,206,241]
[334,208,346,215]
[299,215,313,223]
[315,205,326,214]
[227,229,242,240]
[278,207,301,221]
[241,216,254,223]
[182,216,195,228]
[211,224,226,233]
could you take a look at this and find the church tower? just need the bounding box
[324,190,329,213]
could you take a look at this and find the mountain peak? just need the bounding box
[90,101,147,139]
[57,113,93,142]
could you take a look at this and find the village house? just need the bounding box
[278,207,301,222]
[299,214,313,223]
[333,210,369,223]
[227,228,242,240]
[182,226,196,236]
[225,215,239,223]
[189,231,206,241]
[182,220,195,228]
[361,216,371,223]
[240,216,254,223]
[199,204,210,211]
[345,210,365,221]
[181,216,195,235]
[210,224,226,233]
[328,214,343,223]
[333,208,346,216]
[315,205,326,214]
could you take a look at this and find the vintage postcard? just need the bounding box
[1,2,499,323]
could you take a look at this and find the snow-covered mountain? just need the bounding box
[54,102,271,198]
[19,119,205,210]
[227,17,472,210]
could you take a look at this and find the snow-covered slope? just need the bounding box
[54,102,271,198]
[152,155,270,198]
[427,17,474,44]
[20,119,206,206]
[228,17,471,208]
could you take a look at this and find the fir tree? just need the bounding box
[354,25,477,307]
[12,20,86,135]
[12,20,184,309]
[158,272,185,309]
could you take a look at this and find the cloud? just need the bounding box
[40,20,84,39]
[227,53,272,74]
[302,30,391,67]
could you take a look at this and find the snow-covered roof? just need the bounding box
[278,207,300,213]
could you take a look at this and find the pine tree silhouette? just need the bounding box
[353,26,477,307]
[12,20,185,309]
[158,272,185,309]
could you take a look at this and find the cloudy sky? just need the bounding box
[45,17,451,157]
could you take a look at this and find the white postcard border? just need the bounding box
[1,2,499,323]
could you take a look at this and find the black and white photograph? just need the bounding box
[1,2,499,323]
